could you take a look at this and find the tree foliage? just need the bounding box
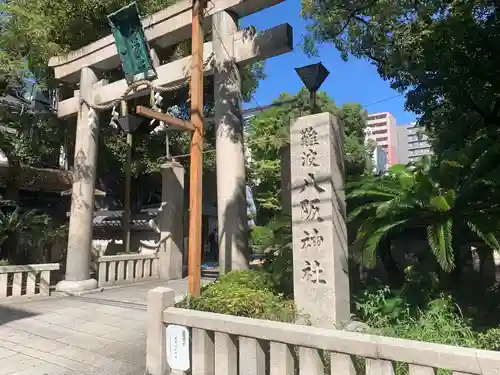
[247,88,371,222]
[0,0,180,82]
[301,0,500,155]
[0,0,265,205]
[348,154,500,272]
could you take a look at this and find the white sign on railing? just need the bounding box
[166,325,190,371]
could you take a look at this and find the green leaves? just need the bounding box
[466,221,500,251]
[426,220,454,272]
[247,89,370,222]
[429,196,451,212]
[301,0,500,167]
[0,0,265,202]
[348,151,500,273]
[356,219,409,267]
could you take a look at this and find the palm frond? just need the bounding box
[462,143,500,194]
[426,220,454,272]
[466,221,500,250]
[388,164,411,175]
[348,201,380,222]
[354,219,409,268]
[429,195,452,212]
[346,189,397,200]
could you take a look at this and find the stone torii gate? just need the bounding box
[49,0,293,293]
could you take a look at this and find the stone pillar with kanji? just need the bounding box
[290,112,350,328]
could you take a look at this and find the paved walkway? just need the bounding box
[0,278,213,375]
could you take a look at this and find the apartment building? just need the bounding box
[372,145,388,174]
[396,125,409,164]
[365,112,398,168]
[407,123,433,162]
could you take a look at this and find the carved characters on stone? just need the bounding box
[297,124,326,252]
[299,172,325,194]
[300,126,319,147]
[300,228,324,250]
[292,115,351,327]
[300,198,323,222]
[301,260,326,284]
[301,148,319,167]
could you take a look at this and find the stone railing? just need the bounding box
[0,263,60,300]
[146,287,500,375]
[97,253,159,287]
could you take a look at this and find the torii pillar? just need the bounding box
[213,11,249,273]
[56,67,100,293]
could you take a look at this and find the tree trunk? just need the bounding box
[378,235,404,287]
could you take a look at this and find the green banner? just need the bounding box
[108,2,157,83]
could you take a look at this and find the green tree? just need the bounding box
[0,0,265,204]
[301,1,500,283]
[348,154,500,275]
[0,81,65,201]
[300,0,500,156]
[247,88,371,223]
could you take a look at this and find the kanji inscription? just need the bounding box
[301,148,319,167]
[299,172,325,194]
[300,126,319,147]
[300,228,324,250]
[300,198,323,222]
[291,113,350,328]
[301,260,326,284]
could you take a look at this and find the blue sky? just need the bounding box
[240,0,416,125]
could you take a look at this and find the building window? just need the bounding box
[368,114,388,121]
[372,129,386,135]
[376,136,388,142]
[368,121,387,128]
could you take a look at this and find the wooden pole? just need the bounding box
[135,105,195,131]
[188,0,205,297]
[122,100,132,253]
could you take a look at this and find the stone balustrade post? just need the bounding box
[146,287,175,375]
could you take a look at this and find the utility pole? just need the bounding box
[187,0,205,297]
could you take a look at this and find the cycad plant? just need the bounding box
[0,206,51,263]
[348,149,500,273]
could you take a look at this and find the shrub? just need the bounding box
[180,270,295,322]
[356,286,477,345]
[477,327,500,351]
[259,216,294,297]
[250,225,274,254]
[355,287,485,374]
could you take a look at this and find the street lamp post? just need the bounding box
[108,2,158,253]
[295,62,330,113]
